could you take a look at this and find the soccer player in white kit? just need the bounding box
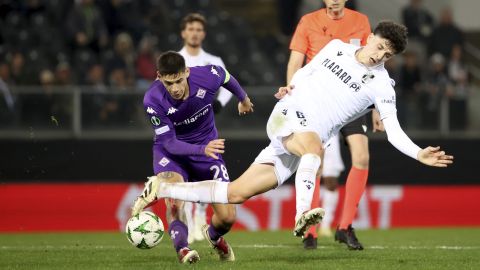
[178,13,234,244]
[133,21,454,243]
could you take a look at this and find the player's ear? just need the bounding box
[156,70,161,79]
[366,33,375,44]
[184,67,190,78]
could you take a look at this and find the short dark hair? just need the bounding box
[180,13,207,31]
[157,51,186,76]
[373,21,408,54]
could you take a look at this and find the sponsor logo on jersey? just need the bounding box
[155,125,170,135]
[381,95,396,104]
[210,66,220,77]
[167,107,178,115]
[349,82,362,92]
[146,107,156,114]
[196,88,206,99]
[159,157,170,167]
[150,116,161,126]
[321,58,352,84]
[174,105,211,127]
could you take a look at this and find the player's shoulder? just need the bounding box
[345,8,369,21]
[144,80,167,108]
[298,8,326,24]
[189,65,225,89]
[325,39,348,49]
[371,65,396,88]
[202,51,223,64]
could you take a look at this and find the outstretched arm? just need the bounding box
[382,115,454,167]
[222,73,254,115]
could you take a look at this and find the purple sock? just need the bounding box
[169,220,188,252]
[207,224,229,242]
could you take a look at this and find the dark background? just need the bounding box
[0,138,475,184]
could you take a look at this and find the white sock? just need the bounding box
[194,203,207,222]
[184,202,194,234]
[158,180,229,204]
[295,153,321,221]
[321,189,339,229]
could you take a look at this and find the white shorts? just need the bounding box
[321,134,345,177]
[253,144,300,187]
[265,101,319,156]
[253,101,320,186]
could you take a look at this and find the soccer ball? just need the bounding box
[125,211,165,249]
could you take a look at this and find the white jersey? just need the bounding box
[285,39,397,143]
[258,39,421,185]
[178,47,232,106]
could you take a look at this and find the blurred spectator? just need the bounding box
[447,45,469,130]
[421,53,453,130]
[86,64,107,92]
[83,63,108,127]
[428,7,464,59]
[401,0,434,65]
[96,67,135,126]
[97,0,149,43]
[135,35,157,90]
[0,63,15,126]
[21,69,64,126]
[9,51,30,85]
[106,32,136,82]
[277,0,301,36]
[399,51,423,129]
[55,62,74,86]
[402,0,434,42]
[65,0,108,54]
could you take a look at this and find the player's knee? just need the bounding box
[352,152,369,169]
[227,190,248,204]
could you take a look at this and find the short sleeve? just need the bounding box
[290,17,308,54]
[373,85,397,120]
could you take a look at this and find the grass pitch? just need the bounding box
[1,228,479,270]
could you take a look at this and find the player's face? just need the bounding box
[361,34,395,67]
[159,68,190,100]
[181,21,205,48]
[323,0,347,12]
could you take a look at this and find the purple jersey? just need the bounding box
[144,65,228,147]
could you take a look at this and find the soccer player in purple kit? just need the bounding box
[133,51,253,264]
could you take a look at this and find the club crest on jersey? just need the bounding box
[210,66,220,77]
[362,72,375,84]
[196,88,206,99]
[349,82,362,92]
[167,107,178,115]
[146,107,156,114]
[159,157,170,167]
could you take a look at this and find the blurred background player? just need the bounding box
[177,13,233,244]
[135,51,253,263]
[287,0,380,250]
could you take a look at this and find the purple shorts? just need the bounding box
[153,144,231,182]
